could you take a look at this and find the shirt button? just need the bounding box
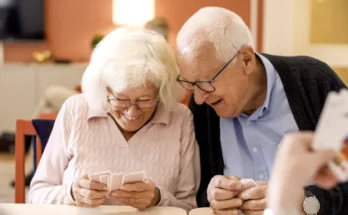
[253,147,258,152]
[246,121,251,125]
[259,175,265,180]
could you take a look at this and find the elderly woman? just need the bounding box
[27,29,200,211]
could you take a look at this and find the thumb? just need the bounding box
[311,149,337,167]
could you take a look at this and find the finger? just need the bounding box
[238,185,266,200]
[115,197,150,206]
[76,193,105,207]
[76,202,93,208]
[214,176,242,191]
[111,190,152,199]
[78,178,107,191]
[210,198,242,210]
[225,176,241,181]
[279,132,313,153]
[126,204,147,210]
[212,208,239,215]
[316,179,338,190]
[211,188,239,201]
[121,182,150,192]
[285,132,314,148]
[79,187,108,199]
[240,199,267,210]
[311,150,337,167]
[255,181,267,186]
[241,210,264,215]
[314,167,339,189]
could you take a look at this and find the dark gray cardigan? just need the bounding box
[189,54,348,215]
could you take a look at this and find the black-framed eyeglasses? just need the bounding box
[176,51,239,93]
[107,97,160,110]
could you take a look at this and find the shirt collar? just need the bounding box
[256,53,276,112]
[242,53,276,120]
[87,102,170,125]
[149,103,170,125]
[87,107,108,119]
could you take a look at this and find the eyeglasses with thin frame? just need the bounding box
[176,51,239,93]
[107,92,160,110]
[108,97,160,110]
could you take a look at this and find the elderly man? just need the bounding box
[176,7,348,215]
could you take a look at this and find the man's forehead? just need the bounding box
[176,40,223,81]
[178,56,222,81]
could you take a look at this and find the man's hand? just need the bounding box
[208,175,242,215]
[238,181,267,215]
[110,179,160,210]
[267,132,337,214]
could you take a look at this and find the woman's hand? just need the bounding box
[72,176,109,207]
[110,179,161,209]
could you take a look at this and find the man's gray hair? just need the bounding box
[176,7,254,62]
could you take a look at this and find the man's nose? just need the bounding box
[193,87,209,105]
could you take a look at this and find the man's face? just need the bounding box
[177,46,256,118]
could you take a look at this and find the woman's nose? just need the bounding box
[126,104,140,118]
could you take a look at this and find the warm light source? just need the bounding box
[112,0,155,26]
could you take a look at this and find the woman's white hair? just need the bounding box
[176,7,254,62]
[81,28,184,111]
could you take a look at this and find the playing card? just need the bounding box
[99,175,110,185]
[88,171,111,182]
[314,92,346,150]
[108,173,124,192]
[240,179,257,192]
[328,90,348,181]
[313,91,348,181]
[121,171,146,187]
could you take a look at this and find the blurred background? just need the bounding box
[0,0,347,203]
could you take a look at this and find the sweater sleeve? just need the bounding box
[27,98,75,204]
[156,107,201,212]
[188,95,211,207]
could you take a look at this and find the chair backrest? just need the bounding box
[38,113,58,120]
[15,119,41,203]
[32,119,55,167]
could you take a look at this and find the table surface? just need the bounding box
[189,208,244,215]
[188,207,213,215]
[0,204,190,215]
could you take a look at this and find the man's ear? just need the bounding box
[239,46,255,75]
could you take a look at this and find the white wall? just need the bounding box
[263,0,348,68]
[263,0,296,56]
[0,64,86,132]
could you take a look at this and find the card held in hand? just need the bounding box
[109,173,124,193]
[88,171,111,182]
[121,171,146,188]
[240,179,257,192]
[313,90,348,181]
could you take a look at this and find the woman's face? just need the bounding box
[107,82,159,132]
